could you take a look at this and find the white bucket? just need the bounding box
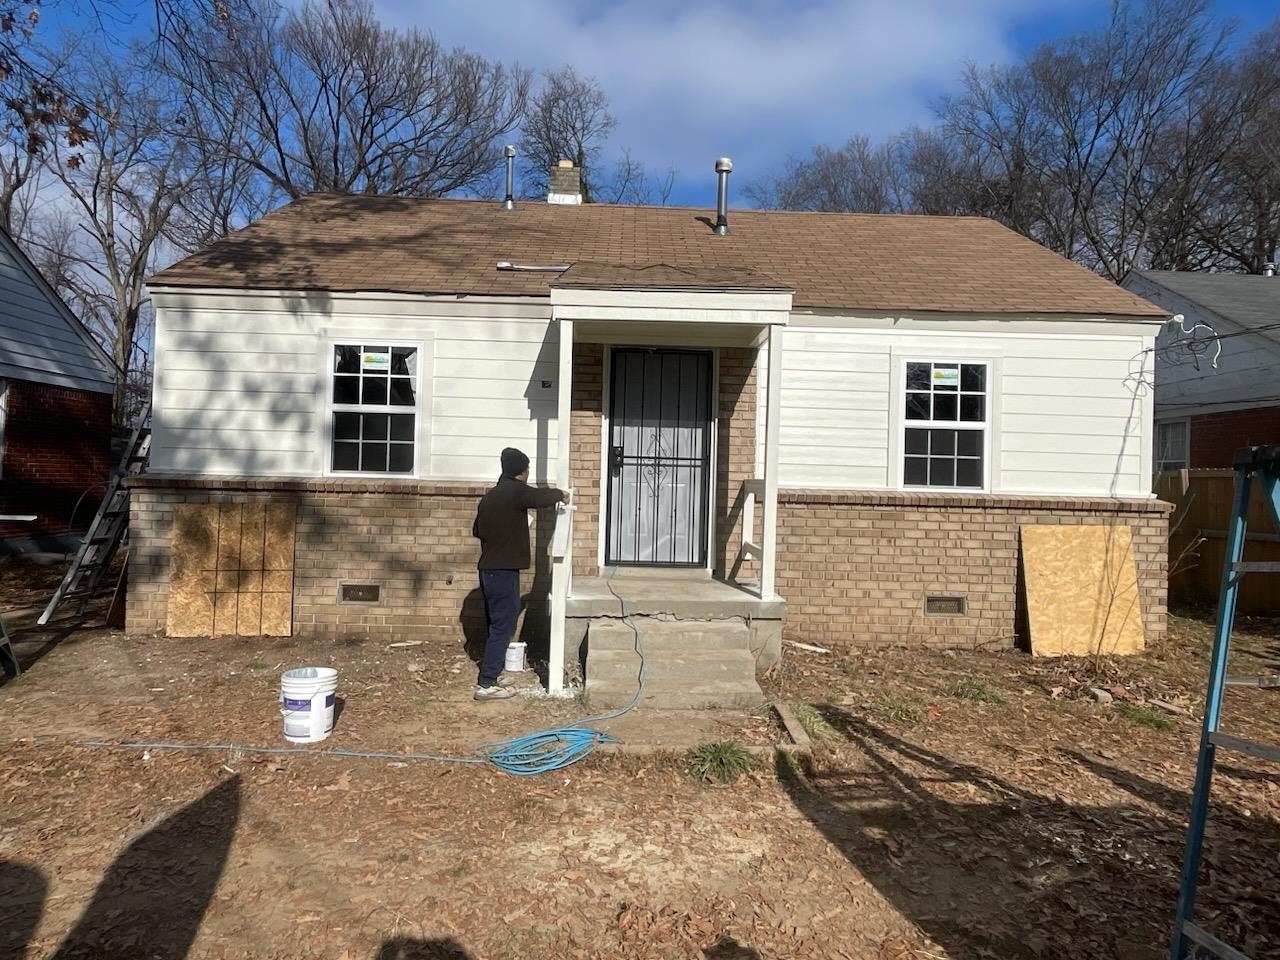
[280,666,338,743]
[504,642,527,673]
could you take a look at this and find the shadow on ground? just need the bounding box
[781,707,1279,960]
[1,776,240,959]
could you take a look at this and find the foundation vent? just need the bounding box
[339,582,382,604]
[924,595,967,617]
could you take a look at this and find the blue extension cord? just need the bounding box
[74,573,646,777]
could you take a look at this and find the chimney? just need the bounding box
[547,160,583,205]
[501,145,516,210]
[1265,262,1277,277]
[713,157,733,236]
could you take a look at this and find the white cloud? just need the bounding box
[375,0,1090,201]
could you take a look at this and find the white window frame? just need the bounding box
[1155,417,1190,472]
[323,339,428,478]
[898,358,993,492]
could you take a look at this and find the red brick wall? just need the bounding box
[1189,405,1280,468]
[715,346,758,580]
[0,379,112,541]
[776,490,1170,649]
[570,343,603,578]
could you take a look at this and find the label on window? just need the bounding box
[931,367,959,388]
[362,351,390,372]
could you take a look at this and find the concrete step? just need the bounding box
[584,679,766,711]
[588,618,751,654]
[587,649,757,684]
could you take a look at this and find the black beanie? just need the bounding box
[500,447,530,478]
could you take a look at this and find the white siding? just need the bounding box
[0,230,115,392]
[776,318,1157,497]
[150,290,560,482]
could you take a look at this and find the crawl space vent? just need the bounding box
[924,595,967,617]
[339,582,382,604]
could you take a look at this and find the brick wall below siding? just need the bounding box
[1189,404,1280,468]
[0,380,112,541]
[128,477,555,652]
[776,490,1170,649]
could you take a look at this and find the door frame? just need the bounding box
[599,345,718,569]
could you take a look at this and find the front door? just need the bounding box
[605,348,713,566]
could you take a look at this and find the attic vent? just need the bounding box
[924,595,967,617]
[339,582,382,604]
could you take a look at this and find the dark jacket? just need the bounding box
[473,476,564,570]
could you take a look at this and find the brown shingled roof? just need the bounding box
[150,194,1165,317]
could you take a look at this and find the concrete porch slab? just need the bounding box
[566,575,786,620]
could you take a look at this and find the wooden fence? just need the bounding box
[1155,469,1280,614]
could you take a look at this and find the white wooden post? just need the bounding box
[547,317,574,694]
[761,325,783,601]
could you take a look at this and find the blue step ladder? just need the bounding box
[1170,445,1280,960]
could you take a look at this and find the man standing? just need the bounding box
[471,447,570,701]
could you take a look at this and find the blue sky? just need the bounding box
[43,0,1280,207]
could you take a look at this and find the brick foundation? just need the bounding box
[776,490,1170,649]
[715,346,757,581]
[0,379,112,542]
[128,476,554,652]
[570,343,603,578]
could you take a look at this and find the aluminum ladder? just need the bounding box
[38,406,151,625]
[1170,444,1280,960]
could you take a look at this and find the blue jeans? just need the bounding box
[478,569,520,687]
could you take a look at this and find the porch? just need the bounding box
[543,266,793,703]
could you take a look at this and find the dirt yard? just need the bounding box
[1,557,1277,960]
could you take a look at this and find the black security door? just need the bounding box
[605,349,713,566]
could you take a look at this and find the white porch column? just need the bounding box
[761,324,783,601]
[547,316,574,694]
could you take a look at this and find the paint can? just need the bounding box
[504,642,527,673]
[280,666,338,743]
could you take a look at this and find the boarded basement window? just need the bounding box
[339,582,382,604]
[924,595,967,617]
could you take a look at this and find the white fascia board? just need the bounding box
[788,309,1166,338]
[549,286,793,320]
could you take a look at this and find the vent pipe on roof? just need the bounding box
[501,145,516,211]
[1265,262,1276,277]
[713,157,733,236]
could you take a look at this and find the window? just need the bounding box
[1155,419,1189,471]
[903,360,988,489]
[330,344,418,474]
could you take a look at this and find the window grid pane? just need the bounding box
[331,344,418,475]
[903,360,988,490]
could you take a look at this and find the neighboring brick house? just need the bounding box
[0,227,116,552]
[132,163,1171,700]
[1121,269,1280,469]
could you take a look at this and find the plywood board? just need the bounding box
[239,502,266,572]
[260,592,292,637]
[1022,524,1145,657]
[165,501,296,639]
[264,505,296,570]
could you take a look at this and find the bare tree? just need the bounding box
[746,135,905,213]
[597,148,676,206]
[165,0,529,227]
[32,42,186,420]
[518,65,615,202]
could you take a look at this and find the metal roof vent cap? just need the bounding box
[1265,262,1276,277]
[714,157,733,236]
[501,145,516,211]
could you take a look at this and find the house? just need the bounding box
[0,226,116,553]
[129,163,1170,705]
[1121,269,1280,470]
